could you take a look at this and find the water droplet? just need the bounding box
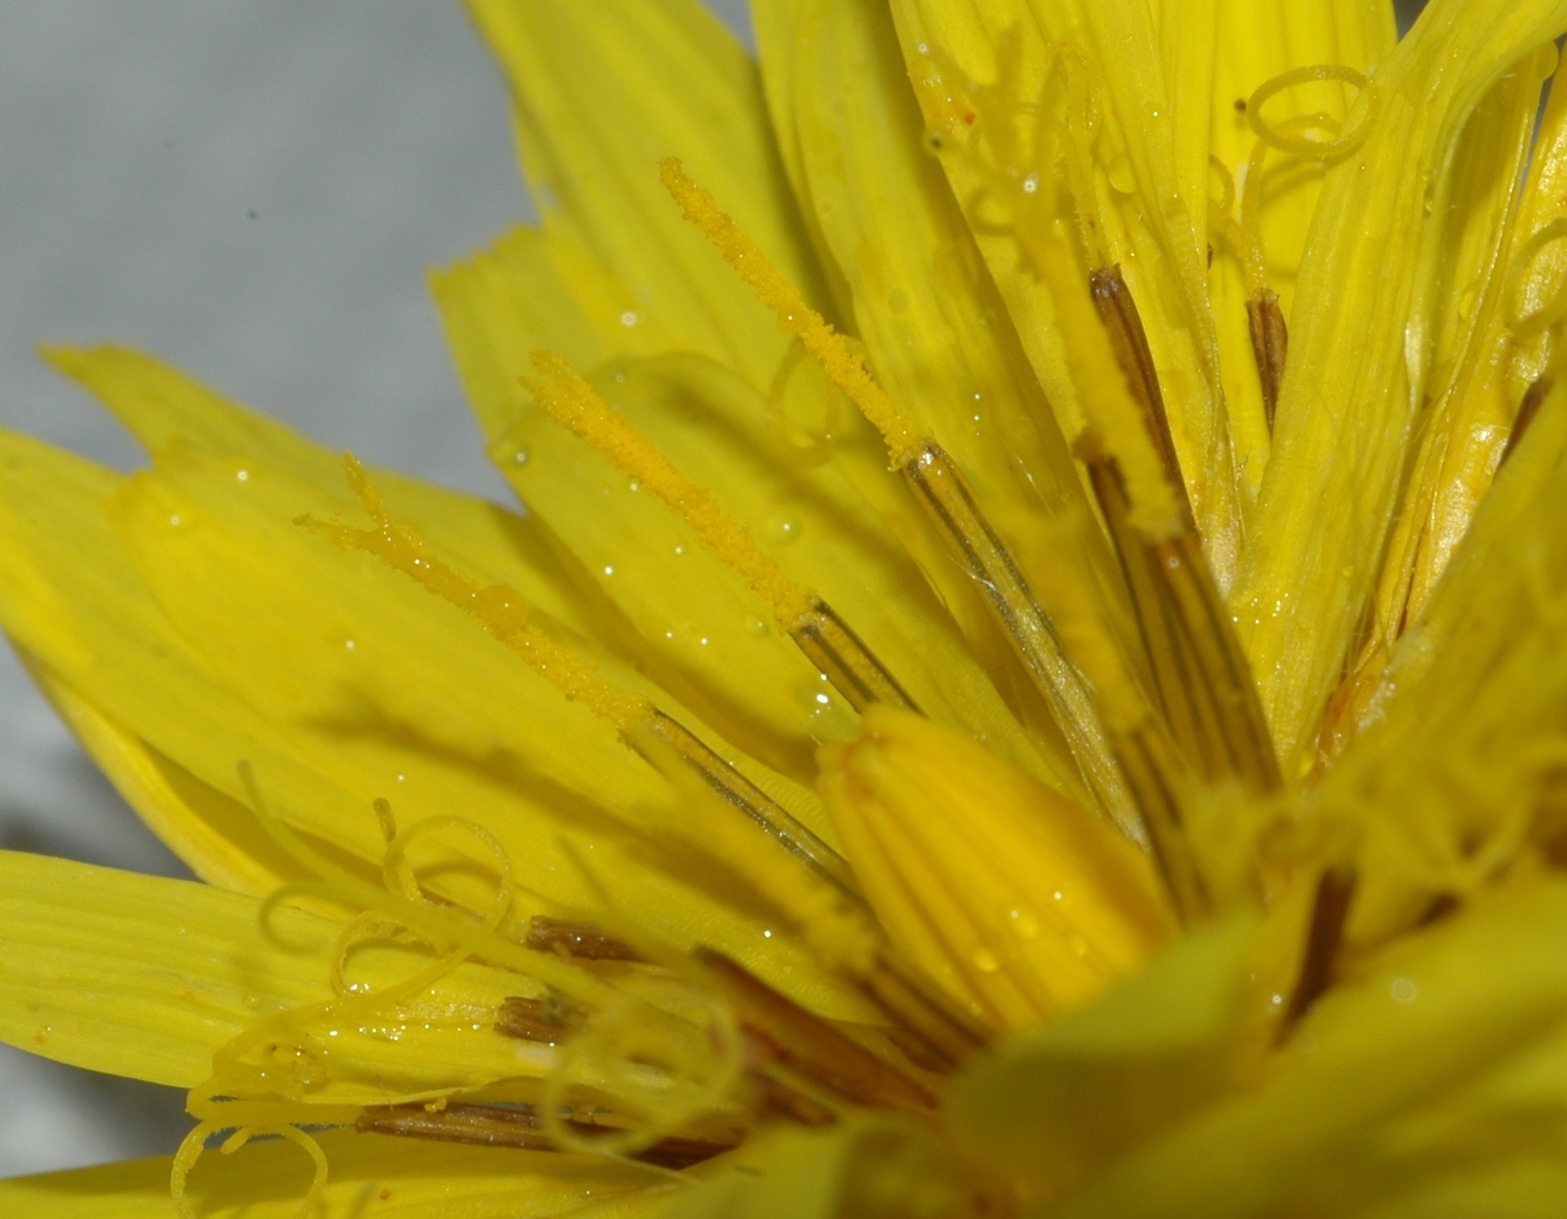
[1390,976,1418,1004]
[1052,889,1064,902]
[236,469,250,482]
[699,636,710,646]
[628,479,640,492]
[344,639,356,651]
[746,616,770,637]
[603,565,615,576]
[972,946,1001,973]
[1269,993,1283,1007]
[673,545,684,555]
[1107,153,1137,195]
[620,311,641,327]
[168,514,182,527]
[513,448,530,466]
[815,692,831,706]
[762,929,773,938]
[765,515,802,545]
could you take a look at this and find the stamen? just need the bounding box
[1236,65,1376,430]
[525,915,642,962]
[1247,292,1290,432]
[899,443,1134,822]
[659,159,921,465]
[299,458,858,896]
[1502,376,1554,465]
[525,351,920,713]
[856,950,992,1071]
[1238,113,1342,430]
[661,162,1277,930]
[1084,445,1280,797]
[1088,265,1193,524]
[495,993,585,1044]
[661,159,1137,827]
[355,1102,737,1169]
[696,948,940,1117]
[1278,866,1356,1035]
[638,729,990,1068]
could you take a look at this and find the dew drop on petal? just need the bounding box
[765,515,802,546]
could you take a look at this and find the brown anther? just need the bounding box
[1246,291,1290,432]
[857,949,993,1071]
[1418,892,1461,926]
[1501,376,1553,466]
[355,1103,737,1169]
[697,948,941,1117]
[495,994,586,1044]
[752,1073,839,1126]
[1279,866,1356,1036]
[1234,97,1248,113]
[1087,458,1279,801]
[524,917,642,962]
[641,711,863,900]
[1089,265,1193,526]
[899,442,1131,825]
[790,600,922,714]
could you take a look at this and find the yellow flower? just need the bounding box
[6,0,1567,1214]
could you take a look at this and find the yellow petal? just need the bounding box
[947,915,1258,1203]
[887,0,1242,577]
[16,647,304,900]
[437,242,863,783]
[755,0,1140,800]
[657,1120,972,1219]
[110,446,865,1019]
[1051,877,1567,1218]
[46,344,599,641]
[0,851,545,1100]
[1206,0,1398,495]
[1231,0,1567,767]
[0,1132,659,1218]
[0,428,369,890]
[1308,376,1567,942]
[1330,49,1558,750]
[819,707,1173,1031]
[462,0,827,392]
[436,232,1068,790]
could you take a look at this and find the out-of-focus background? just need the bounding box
[0,0,1430,1182]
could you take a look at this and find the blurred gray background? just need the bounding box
[0,0,750,1179]
[0,0,1428,1183]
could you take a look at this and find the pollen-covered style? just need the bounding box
[6,0,1567,1213]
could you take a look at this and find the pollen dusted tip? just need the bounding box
[658,157,923,467]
